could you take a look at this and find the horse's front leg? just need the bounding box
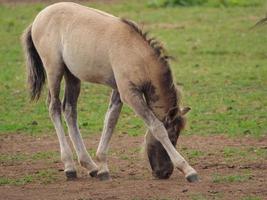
[120,91,198,183]
[96,90,122,180]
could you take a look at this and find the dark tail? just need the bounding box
[22,24,46,101]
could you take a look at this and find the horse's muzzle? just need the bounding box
[152,163,174,179]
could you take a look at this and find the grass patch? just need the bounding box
[186,149,205,159]
[182,148,206,163]
[222,146,267,163]
[148,0,266,7]
[31,151,59,160]
[241,196,262,200]
[120,155,130,160]
[190,193,208,200]
[0,151,59,165]
[0,169,58,186]
[212,173,251,183]
[0,175,33,186]
[0,154,27,164]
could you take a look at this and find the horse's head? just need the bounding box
[145,107,190,179]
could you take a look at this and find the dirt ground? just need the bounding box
[0,133,266,200]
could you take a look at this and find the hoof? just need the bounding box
[65,171,77,180]
[97,172,111,181]
[89,170,98,178]
[186,173,198,183]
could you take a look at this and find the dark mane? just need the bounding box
[121,18,172,66]
[121,18,181,118]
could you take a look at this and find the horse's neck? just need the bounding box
[144,66,178,121]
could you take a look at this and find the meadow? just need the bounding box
[0,0,266,199]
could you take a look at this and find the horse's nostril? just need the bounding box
[162,171,171,179]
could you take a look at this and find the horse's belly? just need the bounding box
[64,56,114,85]
[73,65,112,84]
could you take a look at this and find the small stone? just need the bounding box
[182,189,188,193]
[128,171,136,176]
[208,190,219,194]
[228,165,235,168]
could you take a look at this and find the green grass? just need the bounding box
[212,173,252,183]
[185,149,205,159]
[0,154,27,164]
[0,169,58,186]
[181,148,206,164]
[0,0,266,138]
[241,196,262,200]
[190,194,208,200]
[220,146,267,165]
[0,151,60,165]
[148,0,265,8]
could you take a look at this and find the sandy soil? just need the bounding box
[0,133,266,200]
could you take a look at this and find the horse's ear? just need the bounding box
[181,107,191,115]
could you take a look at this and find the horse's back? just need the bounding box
[33,2,118,27]
[31,2,124,86]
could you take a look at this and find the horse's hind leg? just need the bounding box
[63,69,98,177]
[96,90,122,180]
[46,64,77,180]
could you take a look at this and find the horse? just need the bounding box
[22,2,198,182]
